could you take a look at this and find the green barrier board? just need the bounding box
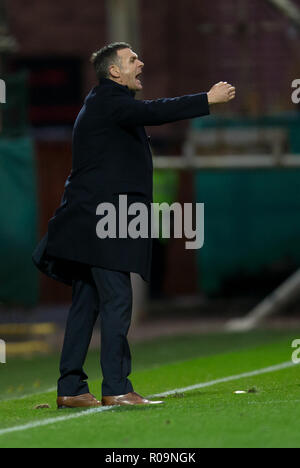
[195,169,300,294]
[0,137,38,306]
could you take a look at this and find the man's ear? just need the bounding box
[109,64,121,79]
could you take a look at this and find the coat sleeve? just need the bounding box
[108,89,210,126]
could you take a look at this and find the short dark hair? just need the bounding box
[90,42,132,80]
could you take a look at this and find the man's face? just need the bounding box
[112,48,144,92]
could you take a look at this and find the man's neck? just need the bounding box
[109,78,137,97]
[109,77,123,86]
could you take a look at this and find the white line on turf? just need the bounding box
[0,406,114,436]
[1,387,56,402]
[0,361,297,437]
[150,361,297,398]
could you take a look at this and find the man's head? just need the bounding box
[91,42,144,92]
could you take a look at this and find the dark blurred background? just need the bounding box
[1,0,300,354]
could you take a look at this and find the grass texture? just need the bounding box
[0,329,299,448]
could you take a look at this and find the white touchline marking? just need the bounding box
[0,406,114,436]
[0,361,297,437]
[149,361,297,398]
[1,387,56,402]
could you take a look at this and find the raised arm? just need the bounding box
[109,81,235,127]
[109,91,210,127]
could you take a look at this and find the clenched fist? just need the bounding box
[207,82,236,105]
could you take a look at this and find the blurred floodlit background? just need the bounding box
[0,0,300,357]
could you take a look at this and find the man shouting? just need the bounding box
[33,42,235,409]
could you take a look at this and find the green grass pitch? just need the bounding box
[0,329,299,448]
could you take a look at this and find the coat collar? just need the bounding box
[99,78,136,97]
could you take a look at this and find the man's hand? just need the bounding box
[207,82,236,105]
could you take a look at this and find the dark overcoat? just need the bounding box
[32,78,210,285]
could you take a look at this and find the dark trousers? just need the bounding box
[57,267,134,397]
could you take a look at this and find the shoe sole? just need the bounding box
[57,405,102,410]
[101,401,164,406]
